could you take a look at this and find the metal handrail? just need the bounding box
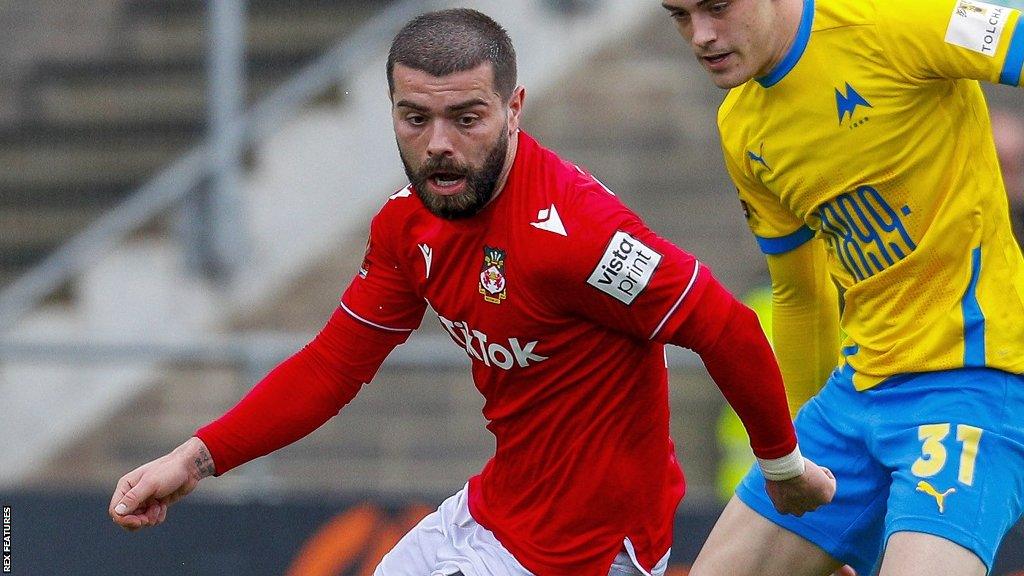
[0,0,430,329]
[0,333,702,368]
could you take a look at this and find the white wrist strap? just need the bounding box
[757,446,805,481]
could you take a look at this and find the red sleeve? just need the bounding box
[341,207,428,331]
[195,306,411,475]
[666,276,797,459]
[545,178,795,458]
[550,179,703,341]
[197,202,427,474]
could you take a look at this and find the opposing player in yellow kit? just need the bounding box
[660,0,1024,574]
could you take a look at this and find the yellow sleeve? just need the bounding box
[766,238,841,417]
[719,130,839,414]
[720,138,811,251]
[877,0,1024,87]
[720,125,806,241]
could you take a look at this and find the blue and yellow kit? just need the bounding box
[719,0,1024,390]
[725,0,1024,571]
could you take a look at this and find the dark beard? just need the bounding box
[400,129,509,220]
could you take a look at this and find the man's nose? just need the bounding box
[690,14,718,48]
[426,122,455,158]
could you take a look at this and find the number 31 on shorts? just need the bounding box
[911,424,984,486]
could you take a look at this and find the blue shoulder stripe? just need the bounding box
[1000,18,1024,86]
[755,225,815,254]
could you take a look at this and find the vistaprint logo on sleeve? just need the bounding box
[587,231,662,305]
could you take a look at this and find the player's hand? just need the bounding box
[832,565,857,576]
[764,458,836,517]
[109,437,213,531]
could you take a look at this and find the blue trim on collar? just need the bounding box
[756,0,815,88]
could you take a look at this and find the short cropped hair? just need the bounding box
[387,9,517,100]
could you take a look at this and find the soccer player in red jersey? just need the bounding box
[109,9,834,575]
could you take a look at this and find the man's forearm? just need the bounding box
[187,437,216,480]
[767,240,841,416]
[667,275,797,460]
[195,306,409,475]
[168,437,217,481]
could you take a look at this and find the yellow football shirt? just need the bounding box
[719,0,1024,390]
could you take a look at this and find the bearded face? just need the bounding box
[390,63,523,222]
[400,127,508,220]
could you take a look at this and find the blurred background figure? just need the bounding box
[991,108,1024,247]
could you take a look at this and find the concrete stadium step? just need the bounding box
[0,270,21,288]
[527,148,725,195]
[24,52,317,125]
[0,244,50,269]
[0,181,134,210]
[297,411,488,450]
[55,368,250,480]
[122,0,382,63]
[0,120,195,188]
[0,207,100,251]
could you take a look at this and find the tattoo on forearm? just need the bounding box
[194,446,216,479]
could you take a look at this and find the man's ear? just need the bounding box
[507,85,526,134]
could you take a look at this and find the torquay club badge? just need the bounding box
[479,246,507,304]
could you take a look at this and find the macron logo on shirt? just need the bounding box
[530,204,567,237]
[418,244,433,279]
[587,231,662,305]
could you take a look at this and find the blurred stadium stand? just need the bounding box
[0,1,1022,574]
[0,0,733,500]
[0,0,382,290]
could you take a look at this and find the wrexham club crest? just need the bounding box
[479,246,507,304]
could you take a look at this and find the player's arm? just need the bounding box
[718,137,838,415]
[107,436,211,530]
[556,178,834,514]
[659,269,828,509]
[661,265,835,515]
[879,0,1023,88]
[194,306,412,475]
[109,307,412,529]
[766,238,841,416]
[110,206,425,530]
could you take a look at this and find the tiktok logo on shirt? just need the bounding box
[437,314,548,370]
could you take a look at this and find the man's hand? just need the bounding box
[764,458,836,517]
[109,437,215,530]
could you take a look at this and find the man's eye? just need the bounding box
[407,115,426,126]
[710,2,729,14]
[458,115,478,127]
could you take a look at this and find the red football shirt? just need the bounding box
[342,131,717,575]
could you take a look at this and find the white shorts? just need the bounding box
[373,485,670,576]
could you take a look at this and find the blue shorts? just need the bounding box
[736,368,1024,575]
